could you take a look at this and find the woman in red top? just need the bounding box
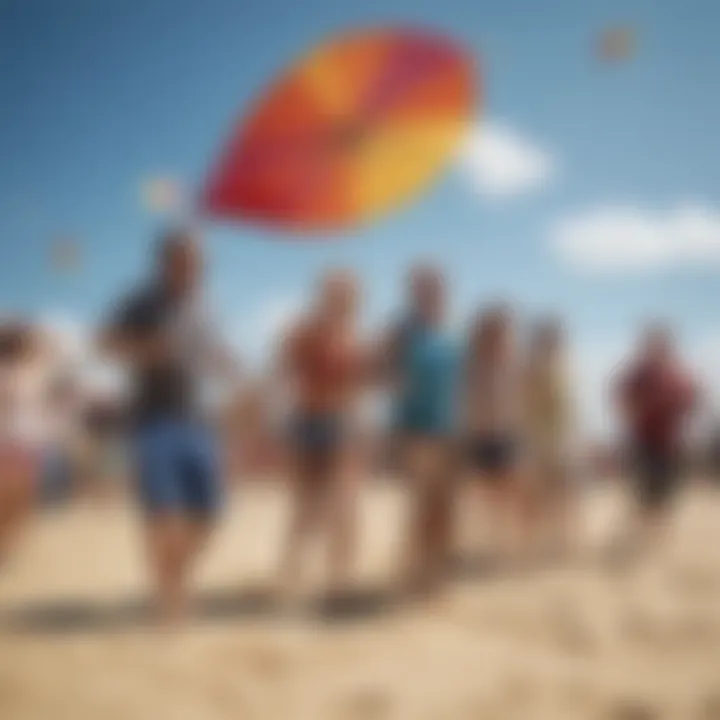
[277,270,367,602]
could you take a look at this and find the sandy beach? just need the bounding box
[2,480,720,720]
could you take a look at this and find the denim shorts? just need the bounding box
[133,419,222,517]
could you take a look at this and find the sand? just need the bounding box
[1,480,720,720]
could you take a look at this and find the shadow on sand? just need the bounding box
[0,584,401,636]
[0,547,617,636]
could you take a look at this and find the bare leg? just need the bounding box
[145,516,191,626]
[477,468,524,563]
[476,475,510,559]
[327,450,359,593]
[400,440,427,593]
[506,467,531,560]
[402,441,453,597]
[280,453,325,595]
[472,477,497,556]
[637,505,672,555]
[424,475,454,592]
[548,468,575,555]
[517,466,543,557]
[0,459,37,562]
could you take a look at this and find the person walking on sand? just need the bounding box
[462,305,525,563]
[0,323,49,561]
[277,270,368,607]
[523,318,577,557]
[383,265,459,597]
[100,228,239,625]
[614,323,697,556]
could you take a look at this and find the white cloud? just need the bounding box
[551,203,720,273]
[457,121,556,199]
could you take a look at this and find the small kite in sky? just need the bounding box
[50,237,81,273]
[142,176,183,214]
[597,25,637,62]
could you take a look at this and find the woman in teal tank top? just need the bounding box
[385,266,459,597]
[394,319,458,436]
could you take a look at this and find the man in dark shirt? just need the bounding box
[100,228,239,624]
[615,323,696,552]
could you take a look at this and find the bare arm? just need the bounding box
[275,324,300,383]
[97,290,172,367]
[203,334,243,387]
[612,363,636,421]
[97,325,171,366]
[373,323,403,388]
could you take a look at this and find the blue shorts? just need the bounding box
[39,448,74,506]
[393,404,454,439]
[133,419,222,517]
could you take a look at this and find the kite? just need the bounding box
[50,237,81,273]
[597,26,637,62]
[202,27,477,232]
[142,177,183,214]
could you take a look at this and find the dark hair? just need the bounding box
[531,316,563,352]
[642,320,671,342]
[468,304,513,360]
[155,227,197,267]
[409,262,444,290]
[0,321,35,363]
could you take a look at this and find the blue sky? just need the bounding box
[1,0,719,393]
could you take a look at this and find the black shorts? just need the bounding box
[633,445,681,509]
[467,435,518,476]
[290,412,346,458]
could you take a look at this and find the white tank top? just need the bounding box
[0,363,51,450]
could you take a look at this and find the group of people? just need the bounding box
[0,227,703,625]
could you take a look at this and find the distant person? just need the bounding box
[0,326,82,558]
[0,323,45,560]
[523,318,577,555]
[222,381,275,481]
[614,324,697,553]
[100,228,239,625]
[277,270,367,604]
[462,305,524,561]
[383,265,458,596]
[81,398,128,503]
[712,422,720,484]
[41,373,84,505]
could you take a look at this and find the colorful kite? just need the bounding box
[50,237,81,273]
[202,27,477,232]
[142,176,183,214]
[597,26,637,62]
